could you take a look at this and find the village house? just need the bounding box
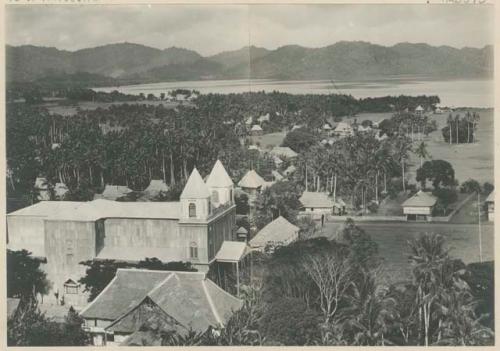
[415,105,424,116]
[401,190,437,221]
[270,146,298,159]
[299,191,345,218]
[94,184,133,201]
[249,216,299,252]
[257,113,270,124]
[138,179,170,201]
[80,269,243,346]
[250,124,264,136]
[485,191,494,222]
[333,122,354,138]
[7,160,239,309]
[237,169,267,195]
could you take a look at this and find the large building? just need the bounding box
[7,160,238,308]
[80,269,242,346]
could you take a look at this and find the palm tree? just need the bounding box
[454,114,460,144]
[446,114,453,144]
[414,142,430,169]
[408,233,448,346]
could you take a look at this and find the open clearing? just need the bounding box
[318,221,494,285]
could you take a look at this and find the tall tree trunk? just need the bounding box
[305,164,308,191]
[170,153,176,186]
[375,172,379,203]
[449,123,452,144]
[162,152,166,183]
[384,172,387,193]
[402,161,406,192]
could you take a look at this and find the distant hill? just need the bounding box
[6,41,493,84]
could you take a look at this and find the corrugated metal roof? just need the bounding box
[180,168,210,199]
[249,216,299,248]
[206,160,233,188]
[10,199,182,221]
[144,180,170,193]
[402,191,437,208]
[300,191,335,208]
[251,124,263,131]
[214,241,250,262]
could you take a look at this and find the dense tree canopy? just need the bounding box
[416,160,455,189]
[7,250,50,301]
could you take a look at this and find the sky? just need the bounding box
[6,4,494,56]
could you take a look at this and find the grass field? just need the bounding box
[250,132,287,150]
[317,221,494,285]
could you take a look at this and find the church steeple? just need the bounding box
[205,160,234,207]
[180,168,211,220]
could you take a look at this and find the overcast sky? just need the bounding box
[6,4,494,56]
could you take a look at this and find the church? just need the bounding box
[7,160,240,308]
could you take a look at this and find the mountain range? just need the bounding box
[7,41,493,84]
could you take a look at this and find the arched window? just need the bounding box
[212,190,219,203]
[190,242,198,259]
[189,203,196,218]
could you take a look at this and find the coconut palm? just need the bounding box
[446,114,453,144]
[414,142,430,169]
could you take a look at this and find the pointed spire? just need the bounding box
[206,160,233,188]
[180,168,210,199]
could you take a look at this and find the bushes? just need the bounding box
[259,298,322,345]
[460,179,481,194]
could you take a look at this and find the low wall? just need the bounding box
[299,212,406,222]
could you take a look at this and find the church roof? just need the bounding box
[80,269,242,333]
[180,168,210,199]
[238,170,266,189]
[249,216,299,248]
[206,160,233,188]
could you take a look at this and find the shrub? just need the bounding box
[460,179,481,194]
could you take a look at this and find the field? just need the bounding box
[318,221,494,285]
[250,132,286,150]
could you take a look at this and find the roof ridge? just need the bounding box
[201,279,223,327]
[79,275,119,317]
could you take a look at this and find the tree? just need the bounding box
[302,248,353,324]
[8,301,89,346]
[253,181,302,229]
[259,297,322,345]
[7,250,50,302]
[341,219,379,269]
[281,128,316,153]
[416,160,455,189]
[459,179,481,194]
[414,142,430,169]
[235,192,250,215]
